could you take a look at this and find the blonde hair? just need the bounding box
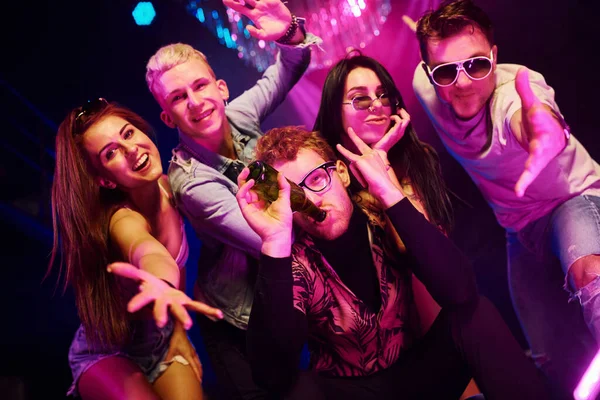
[145,43,217,103]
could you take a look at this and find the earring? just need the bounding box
[225,98,229,106]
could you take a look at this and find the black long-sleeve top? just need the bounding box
[246,198,477,393]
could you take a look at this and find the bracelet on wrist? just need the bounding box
[276,15,306,45]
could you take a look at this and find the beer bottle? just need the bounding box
[247,160,327,222]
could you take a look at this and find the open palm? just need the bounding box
[514,68,568,197]
[223,0,292,41]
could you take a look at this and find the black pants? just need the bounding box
[286,296,553,400]
[197,316,271,400]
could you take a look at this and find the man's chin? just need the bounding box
[453,106,482,121]
[314,224,347,241]
[182,124,214,138]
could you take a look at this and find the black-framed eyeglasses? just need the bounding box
[298,161,337,193]
[72,98,109,135]
[342,92,399,111]
[425,50,494,87]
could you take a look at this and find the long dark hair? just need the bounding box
[48,102,155,349]
[313,53,453,232]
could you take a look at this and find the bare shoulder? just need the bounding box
[110,207,150,232]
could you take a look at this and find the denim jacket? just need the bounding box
[168,34,321,330]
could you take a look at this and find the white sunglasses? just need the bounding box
[425,50,494,87]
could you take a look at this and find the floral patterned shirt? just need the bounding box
[290,204,417,376]
[248,198,476,386]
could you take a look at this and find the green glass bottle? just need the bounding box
[247,160,327,222]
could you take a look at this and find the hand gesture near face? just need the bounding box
[514,68,568,197]
[107,262,223,329]
[337,130,404,208]
[222,0,293,41]
[371,108,411,155]
[343,109,410,192]
[236,167,293,257]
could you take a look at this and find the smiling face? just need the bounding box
[81,115,162,190]
[425,26,497,120]
[273,148,353,241]
[154,57,230,148]
[341,67,394,149]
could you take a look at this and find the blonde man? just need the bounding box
[145,0,320,398]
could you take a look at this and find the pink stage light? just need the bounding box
[185,0,391,72]
[574,349,600,400]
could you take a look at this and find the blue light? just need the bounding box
[216,24,223,39]
[196,8,205,23]
[223,28,233,48]
[212,10,219,20]
[132,2,156,26]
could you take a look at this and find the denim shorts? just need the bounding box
[67,317,187,397]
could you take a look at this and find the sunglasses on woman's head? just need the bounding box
[72,98,109,135]
[425,50,494,87]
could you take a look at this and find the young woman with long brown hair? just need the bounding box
[49,98,222,399]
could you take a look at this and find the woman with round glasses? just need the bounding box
[314,52,453,234]
[49,99,222,399]
[312,53,462,362]
[310,55,491,399]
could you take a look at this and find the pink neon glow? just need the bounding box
[574,349,600,400]
[346,0,362,17]
[258,40,266,49]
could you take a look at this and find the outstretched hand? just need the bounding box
[222,0,292,41]
[514,67,567,197]
[107,262,223,330]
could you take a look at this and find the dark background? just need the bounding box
[0,0,594,398]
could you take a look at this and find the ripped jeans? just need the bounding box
[507,195,600,397]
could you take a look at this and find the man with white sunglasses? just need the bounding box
[412,0,600,398]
